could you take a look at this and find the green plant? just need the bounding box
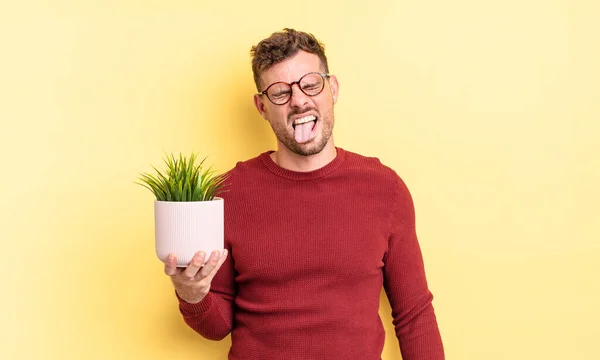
[136,152,228,201]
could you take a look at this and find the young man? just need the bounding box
[164,28,445,360]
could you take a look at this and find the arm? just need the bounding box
[383,176,445,359]
[166,248,237,341]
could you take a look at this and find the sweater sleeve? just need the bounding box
[383,176,445,359]
[177,246,236,341]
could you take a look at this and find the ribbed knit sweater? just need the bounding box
[177,147,444,360]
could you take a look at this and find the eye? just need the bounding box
[271,89,291,99]
[300,73,324,94]
[302,82,320,91]
[267,83,291,99]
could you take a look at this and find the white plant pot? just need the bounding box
[154,198,224,267]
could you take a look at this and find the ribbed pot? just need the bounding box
[154,198,224,267]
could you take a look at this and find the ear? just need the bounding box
[253,94,269,121]
[328,75,339,104]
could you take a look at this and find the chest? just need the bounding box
[225,182,391,284]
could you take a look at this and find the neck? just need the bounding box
[270,140,337,172]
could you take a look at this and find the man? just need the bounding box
[164,28,445,360]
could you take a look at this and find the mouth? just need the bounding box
[291,114,317,129]
[291,114,318,144]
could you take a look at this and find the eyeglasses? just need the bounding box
[257,72,330,105]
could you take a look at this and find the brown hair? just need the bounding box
[250,28,329,91]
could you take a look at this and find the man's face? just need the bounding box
[253,50,339,157]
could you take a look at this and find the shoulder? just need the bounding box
[223,151,270,177]
[217,151,272,200]
[340,148,401,182]
[340,148,412,199]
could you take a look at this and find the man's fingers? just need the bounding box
[197,250,222,278]
[203,249,228,282]
[164,253,178,276]
[183,251,206,278]
[165,249,227,283]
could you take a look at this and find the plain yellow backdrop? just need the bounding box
[1,1,598,359]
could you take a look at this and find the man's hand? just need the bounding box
[164,249,228,304]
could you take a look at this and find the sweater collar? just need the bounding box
[259,147,346,181]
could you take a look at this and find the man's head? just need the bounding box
[251,29,339,157]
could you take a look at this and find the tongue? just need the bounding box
[294,121,314,143]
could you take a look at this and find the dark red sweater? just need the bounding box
[178,148,444,359]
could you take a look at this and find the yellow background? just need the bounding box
[1,1,598,359]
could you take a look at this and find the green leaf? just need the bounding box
[136,151,229,202]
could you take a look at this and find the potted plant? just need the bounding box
[136,152,229,267]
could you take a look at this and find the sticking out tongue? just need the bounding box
[294,121,315,143]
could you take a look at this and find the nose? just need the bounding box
[289,83,310,108]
